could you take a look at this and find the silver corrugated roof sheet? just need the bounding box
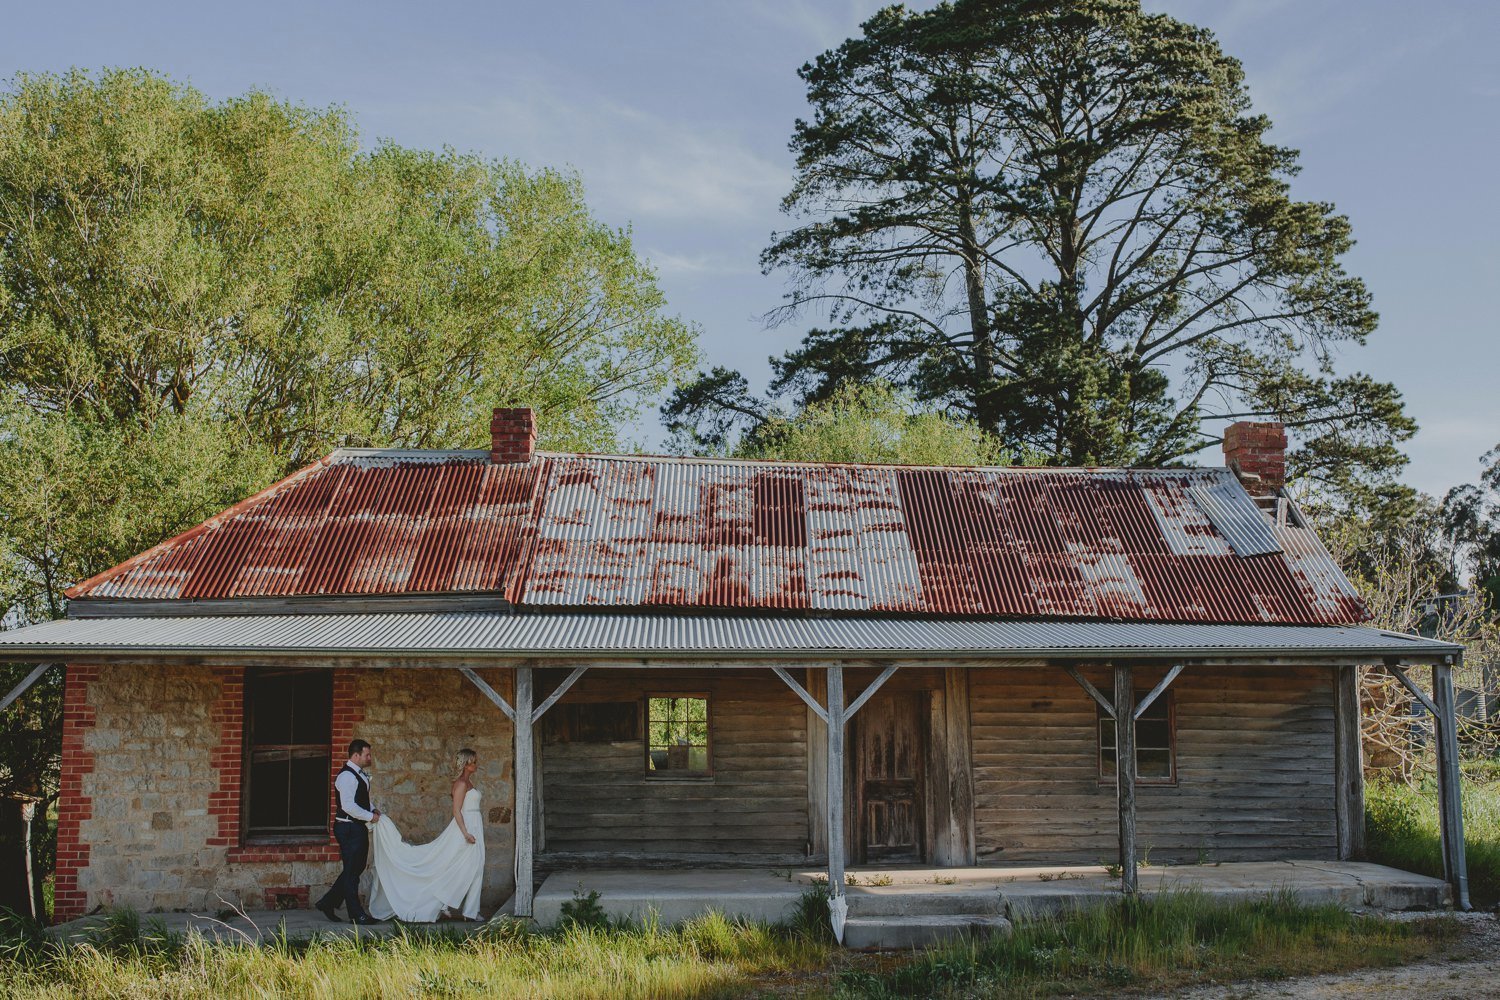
[0,613,1459,661]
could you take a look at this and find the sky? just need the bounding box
[2,0,1496,498]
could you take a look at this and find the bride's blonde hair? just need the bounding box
[454,748,477,775]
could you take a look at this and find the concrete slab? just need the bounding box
[534,869,807,927]
[49,860,1449,950]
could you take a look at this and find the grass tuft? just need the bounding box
[1365,771,1500,907]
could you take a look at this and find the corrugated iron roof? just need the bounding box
[65,450,1367,625]
[0,613,1455,661]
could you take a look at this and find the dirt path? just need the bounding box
[1146,912,1500,999]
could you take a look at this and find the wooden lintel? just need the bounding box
[0,663,52,715]
[772,665,829,724]
[1064,665,1115,719]
[460,667,516,722]
[531,665,588,724]
[844,663,900,720]
[1133,664,1185,720]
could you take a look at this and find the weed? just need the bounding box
[558,886,608,931]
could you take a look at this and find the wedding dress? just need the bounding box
[368,787,485,921]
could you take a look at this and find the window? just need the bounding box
[1099,690,1175,784]
[645,695,710,777]
[244,669,333,838]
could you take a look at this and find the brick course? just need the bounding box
[1223,421,1287,494]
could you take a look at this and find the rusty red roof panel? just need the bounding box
[66,450,1369,625]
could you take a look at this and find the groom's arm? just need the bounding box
[334,770,376,822]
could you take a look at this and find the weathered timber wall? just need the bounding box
[971,665,1337,864]
[538,669,808,859]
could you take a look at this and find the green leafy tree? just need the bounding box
[677,0,1410,514]
[1442,445,1500,612]
[667,376,1014,467]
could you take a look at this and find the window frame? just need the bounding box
[1097,688,1177,787]
[642,692,713,780]
[242,668,334,843]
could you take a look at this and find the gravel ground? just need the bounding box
[1142,911,1500,999]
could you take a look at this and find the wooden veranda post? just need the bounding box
[513,666,535,918]
[1114,664,1138,895]
[826,664,846,899]
[1333,664,1365,860]
[1433,661,1471,910]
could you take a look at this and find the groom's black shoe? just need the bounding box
[316,901,342,923]
[350,914,381,926]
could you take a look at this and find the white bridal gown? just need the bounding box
[368,787,485,921]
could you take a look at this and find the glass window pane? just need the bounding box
[646,696,709,774]
[287,753,330,829]
[1138,749,1172,778]
[1100,749,1117,776]
[249,676,294,745]
[248,757,290,831]
[289,673,332,744]
[1136,719,1170,750]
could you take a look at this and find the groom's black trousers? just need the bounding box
[318,821,370,918]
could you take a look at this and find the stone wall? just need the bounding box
[55,663,516,919]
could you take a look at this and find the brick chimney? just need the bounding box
[490,407,537,464]
[1222,421,1286,494]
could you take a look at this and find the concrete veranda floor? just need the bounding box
[49,860,1451,944]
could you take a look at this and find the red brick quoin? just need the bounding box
[53,664,99,922]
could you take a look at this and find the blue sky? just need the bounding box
[3,1,1496,498]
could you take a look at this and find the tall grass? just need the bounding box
[1365,770,1500,907]
[0,908,838,1000]
[836,889,1456,999]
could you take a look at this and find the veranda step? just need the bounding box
[844,887,1005,918]
[842,913,1013,950]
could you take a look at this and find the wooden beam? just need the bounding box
[1064,665,1114,718]
[1333,664,1365,860]
[1133,664,1184,720]
[460,667,515,722]
[772,665,828,724]
[936,667,975,866]
[513,666,536,918]
[531,665,588,724]
[1114,664,1138,895]
[0,664,51,715]
[826,663,847,942]
[1432,662,1471,910]
[1389,666,1438,717]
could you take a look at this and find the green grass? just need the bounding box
[0,888,1462,1000]
[1365,769,1500,907]
[0,908,840,1000]
[835,890,1458,999]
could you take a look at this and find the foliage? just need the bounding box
[0,907,836,1000]
[1366,772,1500,908]
[559,887,609,931]
[1322,509,1499,775]
[1442,443,1500,612]
[834,889,1455,999]
[666,377,1016,467]
[0,69,699,466]
[668,0,1413,517]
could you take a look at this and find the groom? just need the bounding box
[316,738,383,925]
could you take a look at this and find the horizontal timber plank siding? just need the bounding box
[972,665,1336,864]
[539,669,808,860]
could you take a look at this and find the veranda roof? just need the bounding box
[0,612,1459,663]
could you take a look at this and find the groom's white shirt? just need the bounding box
[334,760,375,822]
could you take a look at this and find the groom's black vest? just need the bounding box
[335,762,371,823]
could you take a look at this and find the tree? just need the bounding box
[1442,444,1500,612]
[0,68,701,905]
[695,0,1411,516]
[745,381,1014,466]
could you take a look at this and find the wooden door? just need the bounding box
[855,693,925,862]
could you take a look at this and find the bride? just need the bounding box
[368,748,485,921]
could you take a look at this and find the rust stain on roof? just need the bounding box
[67,450,1368,625]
